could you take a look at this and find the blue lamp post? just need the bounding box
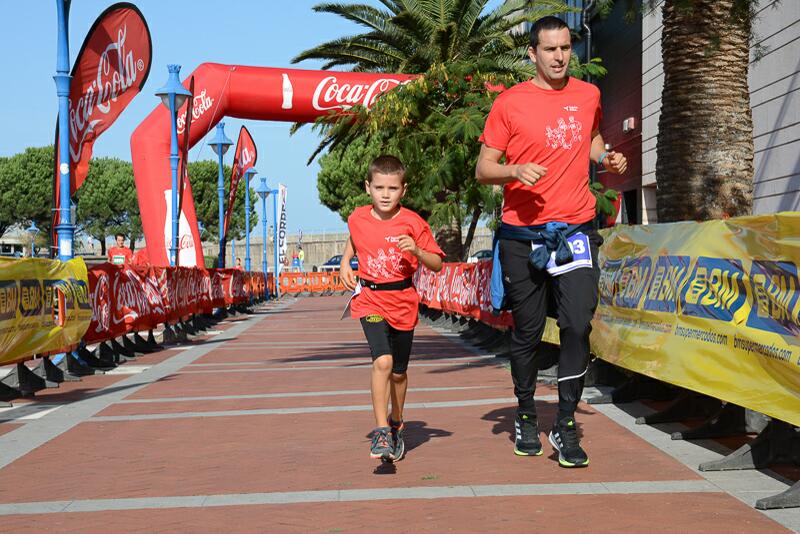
[244,168,257,272]
[256,177,270,298]
[26,222,40,258]
[209,123,233,268]
[54,0,73,261]
[154,65,192,267]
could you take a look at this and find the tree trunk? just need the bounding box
[436,218,463,262]
[461,207,482,262]
[656,0,754,222]
[100,236,106,256]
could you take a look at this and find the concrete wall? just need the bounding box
[641,0,800,221]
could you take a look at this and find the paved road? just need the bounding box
[0,296,795,532]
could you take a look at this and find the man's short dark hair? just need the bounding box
[115,233,125,240]
[367,155,406,183]
[529,16,569,49]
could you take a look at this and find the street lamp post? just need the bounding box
[209,123,233,269]
[26,222,40,258]
[54,0,73,261]
[154,64,191,267]
[256,177,270,299]
[244,168,257,272]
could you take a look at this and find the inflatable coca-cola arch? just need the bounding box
[131,64,414,267]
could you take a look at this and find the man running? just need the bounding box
[475,16,627,467]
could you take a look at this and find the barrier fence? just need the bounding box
[0,261,269,368]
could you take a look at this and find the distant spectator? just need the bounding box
[291,248,301,272]
[298,245,305,271]
[235,257,244,271]
[107,234,133,265]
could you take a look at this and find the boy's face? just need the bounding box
[366,172,406,216]
[116,236,125,247]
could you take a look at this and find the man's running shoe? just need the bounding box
[389,417,405,461]
[514,412,542,456]
[548,416,589,467]
[370,427,395,460]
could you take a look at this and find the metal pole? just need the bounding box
[168,86,179,267]
[245,177,251,272]
[217,146,225,268]
[54,0,74,261]
[272,189,279,299]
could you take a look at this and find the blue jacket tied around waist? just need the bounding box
[490,221,593,313]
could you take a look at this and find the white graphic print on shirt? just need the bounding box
[545,116,583,150]
[366,246,406,279]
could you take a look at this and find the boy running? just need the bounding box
[340,155,444,462]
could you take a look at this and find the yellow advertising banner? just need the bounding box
[0,257,92,366]
[559,212,800,426]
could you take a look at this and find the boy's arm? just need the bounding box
[397,235,443,273]
[340,235,357,290]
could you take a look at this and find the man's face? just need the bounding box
[116,236,125,247]
[365,172,406,216]
[528,27,572,82]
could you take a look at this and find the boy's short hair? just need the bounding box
[529,16,569,49]
[367,155,406,183]
[115,233,125,240]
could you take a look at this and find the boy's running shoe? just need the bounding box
[389,417,405,461]
[514,412,542,456]
[548,416,589,467]
[370,427,395,460]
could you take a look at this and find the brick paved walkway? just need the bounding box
[0,297,796,532]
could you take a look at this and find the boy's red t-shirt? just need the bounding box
[348,205,444,330]
[479,77,601,226]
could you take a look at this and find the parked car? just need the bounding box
[467,249,493,263]
[318,254,358,272]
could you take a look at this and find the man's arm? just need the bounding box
[475,144,547,187]
[339,236,357,290]
[590,130,627,174]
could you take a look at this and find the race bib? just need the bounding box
[531,232,592,277]
[112,255,126,265]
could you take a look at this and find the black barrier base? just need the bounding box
[587,375,676,405]
[145,330,164,351]
[671,403,746,440]
[699,420,800,471]
[756,480,800,510]
[191,315,207,333]
[162,325,177,344]
[1,363,46,396]
[635,391,721,425]
[33,356,77,384]
[0,382,20,403]
[93,343,119,368]
[181,320,198,336]
[131,332,155,353]
[110,337,137,360]
[174,322,188,342]
[58,351,96,377]
[122,335,143,356]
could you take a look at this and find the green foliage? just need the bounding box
[76,157,141,251]
[589,181,619,218]
[0,146,54,240]
[187,160,258,241]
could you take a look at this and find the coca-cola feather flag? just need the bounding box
[221,126,257,259]
[52,2,152,250]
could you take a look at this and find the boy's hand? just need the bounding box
[340,261,357,291]
[397,235,420,257]
[603,151,628,174]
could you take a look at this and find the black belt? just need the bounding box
[359,277,413,291]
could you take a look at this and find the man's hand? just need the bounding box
[512,163,547,186]
[603,151,627,174]
[340,262,357,291]
[397,235,420,257]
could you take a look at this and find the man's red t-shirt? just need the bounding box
[107,246,133,265]
[479,77,601,226]
[348,205,444,330]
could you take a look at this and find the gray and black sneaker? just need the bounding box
[370,426,395,461]
[514,412,542,456]
[389,417,405,461]
[548,416,589,467]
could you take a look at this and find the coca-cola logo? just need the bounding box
[91,272,111,333]
[177,89,213,134]
[114,270,151,324]
[179,234,195,250]
[69,25,146,163]
[312,76,410,112]
[241,147,254,167]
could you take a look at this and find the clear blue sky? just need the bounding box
[0,1,502,239]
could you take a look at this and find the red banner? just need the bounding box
[131,66,416,266]
[222,126,257,253]
[415,262,513,329]
[53,3,152,245]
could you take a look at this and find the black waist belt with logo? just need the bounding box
[359,277,414,291]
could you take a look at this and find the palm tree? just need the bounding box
[293,0,573,76]
[656,0,754,221]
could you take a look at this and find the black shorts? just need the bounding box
[360,315,414,374]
